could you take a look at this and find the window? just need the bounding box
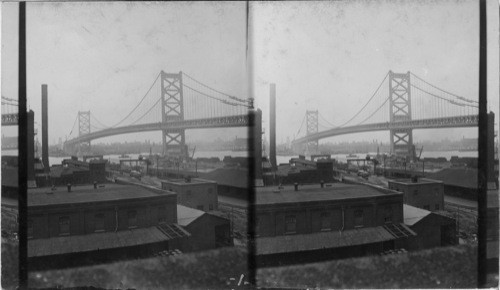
[94,213,105,232]
[128,210,138,228]
[28,219,33,239]
[158,206,167,223]
[435,204,440,210]
[209,204,214,211]
[208,188,213,195]
[197,205,204,211]
[413,189,418,195]
[384,206,393,223]
[255,216,261,236]
[320,212,331,231]
[59,216,70,236]
[186,190,192,196]
[285,215,296,233]
[354,209,364,227]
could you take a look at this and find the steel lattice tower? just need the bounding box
[306,110,319,154]
[389,71,413,158]
[78,111,91,152]
[161,71,187,158]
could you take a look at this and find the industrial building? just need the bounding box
[27,183,189,270]
[274,156,336,185]
[402,204,457,249]
[199,168,249,200]
[427,168,478,200]
[388,178,445,211]
[161,178,218,212]
[177,205,232,251]
[254,183,416,267]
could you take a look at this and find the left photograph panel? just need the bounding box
[2,2,251,288]
[2,3,21,289]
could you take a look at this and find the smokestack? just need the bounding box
[294,183,299,191]
[42,84,49,173]
[270,83,277,171]
[67,183,72,192]
[27,110,35,181]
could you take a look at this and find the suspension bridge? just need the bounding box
[292,71,479,158]
[1,96,19,127]
[64,71,254,157]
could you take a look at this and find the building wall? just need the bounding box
[28,194,177,239]
[256,194,403,238]
[181,214,232,252]
[405,213,457,251]
[162,181,218,212]
[388,181,444,211]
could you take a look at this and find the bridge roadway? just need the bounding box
[293,115,478,145]
[65,114,249,146]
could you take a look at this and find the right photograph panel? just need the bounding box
[250,1,498,288]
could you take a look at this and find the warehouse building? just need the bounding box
[254,183,416,267]
[402,204,457,250]
[388,178,444,211]
[161,178,218,212]
[28,183,189,270]
[177,205,232,251]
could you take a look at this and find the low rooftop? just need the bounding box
[389,178,443,185]
[177,204,205,226]
[161,177,216,186]
[427,168,477,189]
[256,183,399,205]
[199,168,248,189]
[403,204,431,226]
[28,224,189,258]
[28,183,173,207]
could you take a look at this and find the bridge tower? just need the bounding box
[161,71,188,159]
[389,71,413,159]
[306,110,319,154]
[78,111,91,154]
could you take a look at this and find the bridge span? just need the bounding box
[64,114,249,147]
[293,115,478,145]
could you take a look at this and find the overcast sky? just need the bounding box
[2,2,248,145]
[251,0,499,145]
[1,1,499,149]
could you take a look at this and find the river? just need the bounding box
[1,149,476,166]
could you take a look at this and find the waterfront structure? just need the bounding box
[200,168,249,200]
[403,204,457,249]
[275,157,335,185]
[28,183,189,270]
[161,178,218,212]
[48,157,107,186]
[388,178,444,211]
[427,168,478,200]
[177,205,232,251]
[254,183,416,267]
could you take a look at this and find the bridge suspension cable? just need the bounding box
[337,72,389,128]
[182,72,250,105]
[109,72,161,128]
[410,72,478,104]
[67,115,78,137]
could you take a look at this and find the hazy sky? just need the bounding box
[2,2,248,145]
[251,0,499,145]
[1,1,499,149]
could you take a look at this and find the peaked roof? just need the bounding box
[403,204,431,226]
[177,205,205,226]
